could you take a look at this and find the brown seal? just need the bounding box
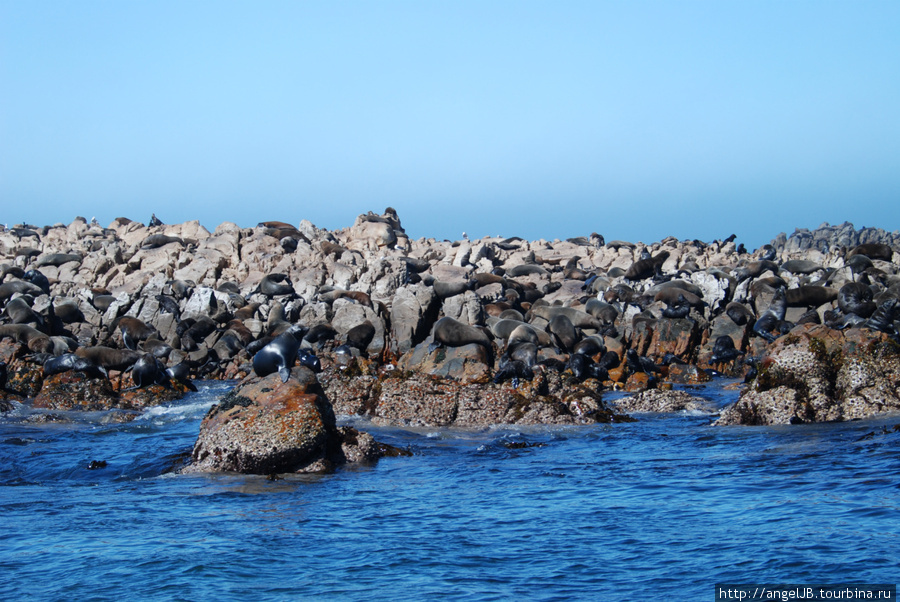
[75,346,143,371]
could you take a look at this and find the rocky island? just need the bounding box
[2,210,900,473]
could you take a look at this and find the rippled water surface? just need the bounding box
[2,381,898,600]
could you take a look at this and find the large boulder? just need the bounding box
[185,366,397,474]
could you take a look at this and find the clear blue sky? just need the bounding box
[2,1,898,250]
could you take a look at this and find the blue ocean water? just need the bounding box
[1,381,898,601]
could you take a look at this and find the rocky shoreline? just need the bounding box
[2,211,900,473]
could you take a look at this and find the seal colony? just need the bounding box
[2,211,900,434]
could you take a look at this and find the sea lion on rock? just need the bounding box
[255,273,295,297]
[0,324,50,350]
[567,353,608,382]
[22,270,51,294]
[345,320,376,353]
[661,294,692,319]
[52,300,84,324]
[141,234,188,249]
[530,306,600,330]
[432,280,474,300]
[548,314,578,352]
[233,302,261,321]
[252,324,309,383]
[785,286,838,308]
[724,302,754,326]
[752,287,787,343]
[0,280,45,304]
[732,260,779,283]
[505,264,549,277]
[624,251,669,281]
[141,338,173,359]
[180,316,218,351]
[129,354,170,389]
[2,297,44,327]
[42,353,107,379]
[298,349,322,372]
[165,362,197,391]
[34,253,82,268]
[304,324,338,347]
[863,298,899,336]
[155,294,182,320]
[838,282,876,318]
[117,317,158,350]
[492,356,533,386]
[584,299,619,324]
[429,317,492,354]
[572,335,606,357]
[0,264,25,282]
[75,346,143,371]
[847,243,893,262]
[709,336,744,365]
[780,260,823,276]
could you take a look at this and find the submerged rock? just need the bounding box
[612,389,715,414]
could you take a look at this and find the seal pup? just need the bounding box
[298,349,322,372]
[179,316,217,351]
[725,302,755,326]
[567,353,608,382]
[252,324,308,383]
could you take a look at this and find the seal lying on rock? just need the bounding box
[42,353,107,379]
[428,317,493,363]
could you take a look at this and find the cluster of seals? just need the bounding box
[1,212,899,426]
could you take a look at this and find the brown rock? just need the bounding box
[33,371,119,411]
[397,340,492,384]
[185,366,397,474]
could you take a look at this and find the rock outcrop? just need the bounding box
[185,367,402,474]
[2,213,900,432]
[715,324,900,425]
